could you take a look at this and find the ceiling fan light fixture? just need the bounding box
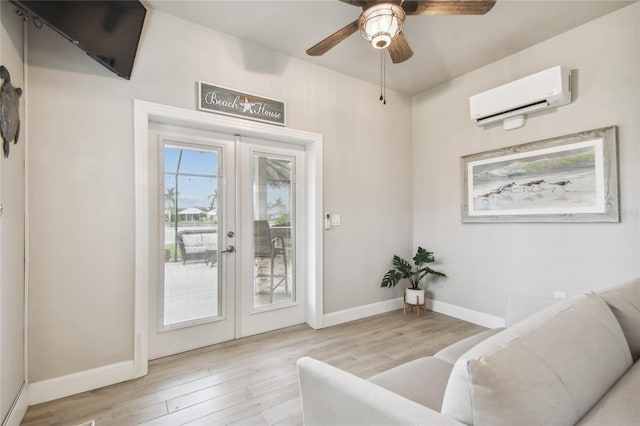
[359,3,405,50]
[371,33,392,49]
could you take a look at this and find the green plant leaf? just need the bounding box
[381,270,403,288]
[392,255,413,278]
[413,246,435,265]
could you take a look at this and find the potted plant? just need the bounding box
[380,246,446,305]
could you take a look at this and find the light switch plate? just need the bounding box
[330,213,341,226]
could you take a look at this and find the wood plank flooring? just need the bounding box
[22,310,485,426]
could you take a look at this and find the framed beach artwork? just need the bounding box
[461,126,619,223]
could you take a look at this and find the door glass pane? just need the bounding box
[162,144,221,328]
[253,154,295,308]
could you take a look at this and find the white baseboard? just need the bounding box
[323,297,404,327]
[28,361,135,405]
[427,298,506,329]
[3,383,28,426]
[323,297,505,329]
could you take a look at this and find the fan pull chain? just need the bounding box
[383,50,387,105]
[379,50,384,102]
[379,50,387,105]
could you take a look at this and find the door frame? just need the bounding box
[133,100,323,378]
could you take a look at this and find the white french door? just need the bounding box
[148,127,306,359]
[237,138,306,338]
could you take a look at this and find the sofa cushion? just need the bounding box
[202,233,217,250]
[577,360,640,425]
[434,328,504,365]
[599,278,640,361]
[368,357,453,411]
[181,233,204,253]
[441,294,632,426]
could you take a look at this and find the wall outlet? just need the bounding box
[554,291,566,300]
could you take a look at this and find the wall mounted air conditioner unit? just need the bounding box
[469,65,571,130]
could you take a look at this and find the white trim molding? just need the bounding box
[427,298,506,329]
[2,383,28,426]
[324,297,505,329]
[323,298,404,328]
[28,361,135,406]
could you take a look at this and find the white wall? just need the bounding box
[0,1,26,421]
[411,3,640,319]
[26,9,412,382]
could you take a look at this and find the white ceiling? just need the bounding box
[147,0,635,95]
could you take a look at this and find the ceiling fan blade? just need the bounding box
[306,20,360,56]
[388,32,413,64]
[339,0,402,8]
[402,0,496,15]
[338,0,374,7]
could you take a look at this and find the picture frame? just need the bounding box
[461,126,619,223]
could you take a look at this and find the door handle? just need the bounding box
[221,245,235,254]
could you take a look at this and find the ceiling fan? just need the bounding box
[306,0,497,64]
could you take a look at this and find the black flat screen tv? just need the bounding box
[11,0,146,79]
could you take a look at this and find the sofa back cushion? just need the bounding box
[441,294,632,426]
[599,278,640,361]
[202,233,218,250]
[181,233,203,253]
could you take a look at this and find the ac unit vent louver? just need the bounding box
[470,66,571,130]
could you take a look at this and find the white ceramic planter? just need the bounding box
[405,288,425,305]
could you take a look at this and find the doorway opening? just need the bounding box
[134,100,323,377]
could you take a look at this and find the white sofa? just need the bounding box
[297,278,640,426]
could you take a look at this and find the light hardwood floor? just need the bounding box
[22,310,485,426]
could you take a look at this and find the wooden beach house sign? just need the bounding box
[197,81,286,126]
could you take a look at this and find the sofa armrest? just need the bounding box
[297,357,464,426]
